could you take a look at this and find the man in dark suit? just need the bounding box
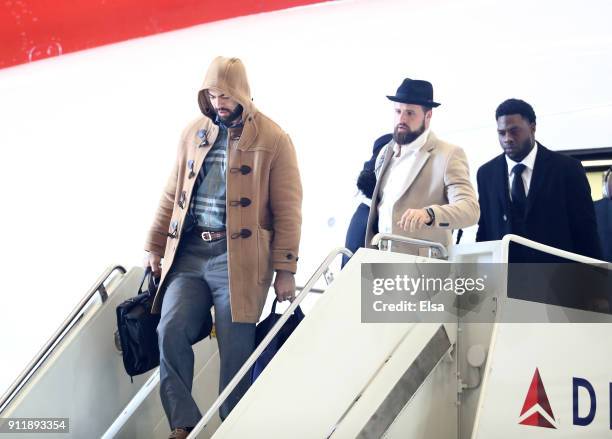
[476,98,602,261]
[594,167,612,262]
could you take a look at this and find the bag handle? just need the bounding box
[139,267,159,296]
[270,298,304,319]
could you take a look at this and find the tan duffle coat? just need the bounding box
[145,57,302,323]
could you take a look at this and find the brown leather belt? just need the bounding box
[192,226,226,242]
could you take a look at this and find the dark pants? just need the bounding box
[157,232,256,428]
[343,203,371,267]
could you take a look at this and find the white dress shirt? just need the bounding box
[358,193,372,207]
[377,129,430,233]
[505,142,538,199]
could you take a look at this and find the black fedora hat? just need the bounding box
[387,78,441,108]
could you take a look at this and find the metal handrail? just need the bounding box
[371,233,449,259]
[101,368,161,439]
[0,265,127,414]
[100,283,326,438]
[187,247,353,438]
[500,234,606,265]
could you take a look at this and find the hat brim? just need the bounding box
[387,95,441,107]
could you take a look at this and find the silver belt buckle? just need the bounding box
[201,231,212,242]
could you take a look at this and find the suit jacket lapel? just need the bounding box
[372,132,433,209]
[497,155,511,214]
[525,143,549,217]
[379,141,395,178]
[396,146,431,199]
[393,132,437,200]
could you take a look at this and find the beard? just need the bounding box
[505,137,535,162]
[217,104,243,125]
[393,120,426,145]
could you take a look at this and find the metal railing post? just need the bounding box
[500,234,605,265]
[371,233,448,259]
[0,265,126,414]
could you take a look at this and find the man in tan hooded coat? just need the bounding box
[144,57,302,438]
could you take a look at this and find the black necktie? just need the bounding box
[511,163,527,216]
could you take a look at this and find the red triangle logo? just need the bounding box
[518,368,556,428]
[519,411,556,429]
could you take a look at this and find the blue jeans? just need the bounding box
[157,232,256,429]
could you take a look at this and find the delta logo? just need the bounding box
[518,368,611,430]
[518,368,557,428]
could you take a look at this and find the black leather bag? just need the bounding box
[116,268,161,379]
[116,267,214,379]
[251,299,304,383]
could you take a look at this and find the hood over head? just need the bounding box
[198,56,255,121]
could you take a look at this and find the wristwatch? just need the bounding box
[425,207,435,226]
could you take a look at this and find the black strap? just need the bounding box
[270,298,305,319]
[139,267,159,296]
